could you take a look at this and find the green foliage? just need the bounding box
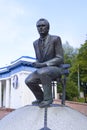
[63,41,78,64]
[76,98,85,103]
[57,79,78,101]
[69,63,78,83]
[77,40,87,81]
[70,40,87,84]
[61,40,87,102]
[66,79,79,101]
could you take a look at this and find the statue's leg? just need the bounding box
[39,73,52,101]
[37,66,61,107]
[25,71,43,101]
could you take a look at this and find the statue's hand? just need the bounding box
[32,62,47,68]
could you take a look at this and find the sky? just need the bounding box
[0,0,87,67]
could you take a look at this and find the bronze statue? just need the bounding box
[25,18,64,108]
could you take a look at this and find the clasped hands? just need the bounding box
[31,62,47,68]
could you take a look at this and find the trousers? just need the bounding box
[25,66,62,101]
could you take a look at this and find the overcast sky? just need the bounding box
[0,0,87,67]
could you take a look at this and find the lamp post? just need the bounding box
[78,64,80,96]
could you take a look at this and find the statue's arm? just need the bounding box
[45,36,64,66]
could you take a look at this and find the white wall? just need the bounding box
[10,71,35,109]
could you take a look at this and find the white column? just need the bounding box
[54,81,58,99]
[0,81,2,107]
[6,79,10,108]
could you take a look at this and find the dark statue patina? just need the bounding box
[25,18,64,108]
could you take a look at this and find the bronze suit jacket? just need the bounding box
[33,34,64,66]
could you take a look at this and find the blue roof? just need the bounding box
[0,56,36,78]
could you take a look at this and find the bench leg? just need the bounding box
[61,76,66,105]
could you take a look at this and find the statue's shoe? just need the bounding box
[32,100,42,105]
[39,100,53,108]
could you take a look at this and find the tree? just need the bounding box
[62,39,87,101]
[77,40,87,81]
[63,41,78,65]
[70,40,87,83]
[69,39,87,99]
[66,79,78,101]
[61,41,79,100]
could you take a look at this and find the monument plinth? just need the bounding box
[0,104,87,130]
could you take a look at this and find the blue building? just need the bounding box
[0,56,36,109]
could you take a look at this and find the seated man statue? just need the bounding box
[25,18,64,108]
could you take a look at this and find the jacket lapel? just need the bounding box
[37,39,44,62]
[36,35,51,62]
[43,35,51,58]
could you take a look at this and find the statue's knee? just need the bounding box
[25,77,30,86]
[37,68,48,75]
[25,77,35,87]
[25,78,28,85]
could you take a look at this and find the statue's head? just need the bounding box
[36,18,50,37]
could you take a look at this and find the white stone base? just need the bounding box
[0,105,87,130]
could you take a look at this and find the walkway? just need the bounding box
[54,99,87,116]
[0,108,14,120]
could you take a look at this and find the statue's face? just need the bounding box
[36,20,49,37]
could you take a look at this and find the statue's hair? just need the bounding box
[36,18,50,30]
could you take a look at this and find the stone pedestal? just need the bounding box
[0,104,87,130]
